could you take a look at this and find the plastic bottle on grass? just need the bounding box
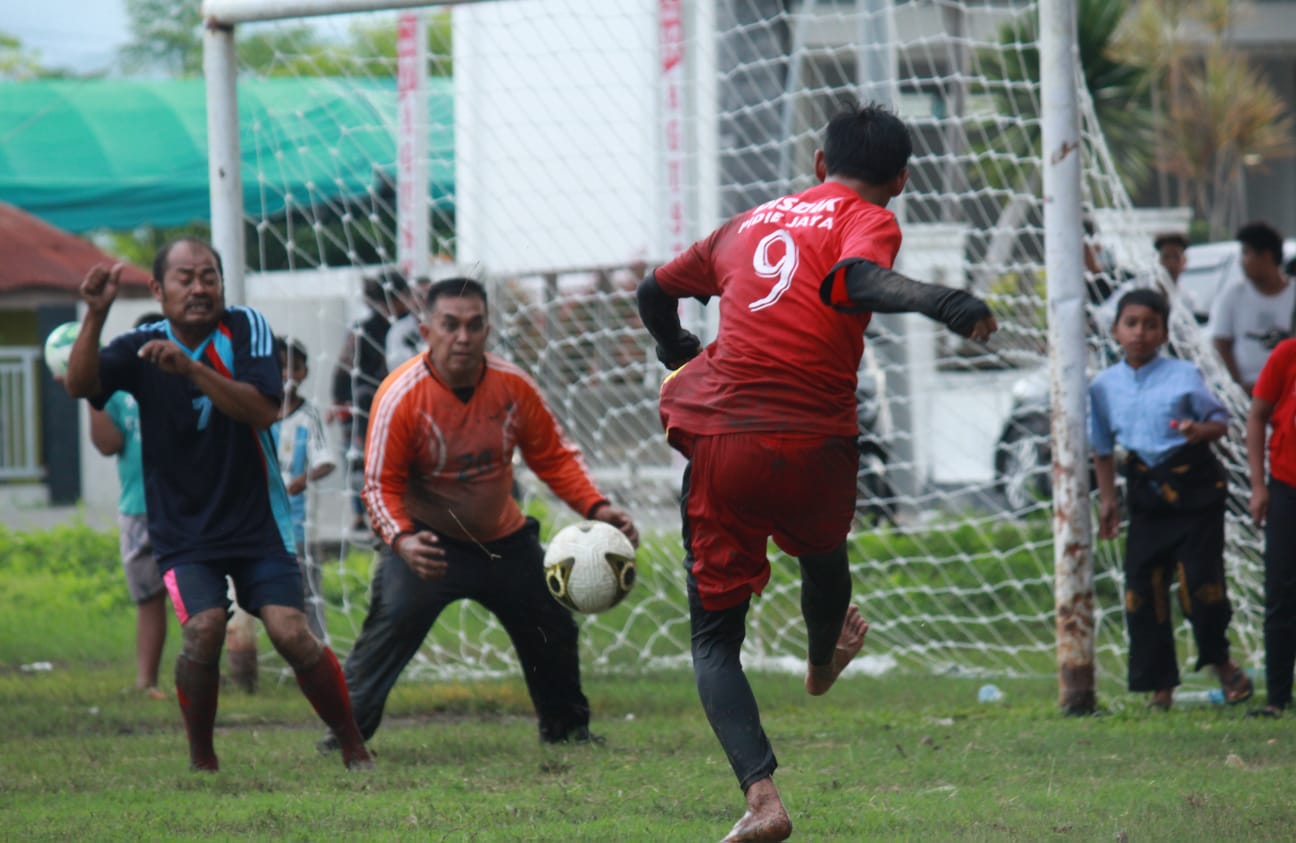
[1174,688,1225,705]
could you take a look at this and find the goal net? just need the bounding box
[216,0,1264,687]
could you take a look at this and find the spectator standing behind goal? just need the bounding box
[384,275,433,371]
[63,239,372,771]
[318,277,638,753]
[1095,232,1199,333]
[1245,335,1296,718]
[84,311,169,700]
[275,335,336,643]
[330,270,412,542]
[1208,221,1292,395]
[636,102,997,843]
[1090,289,1252,712]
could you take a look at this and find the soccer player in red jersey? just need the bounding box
[65,240,372,772]
[637,103,997,841]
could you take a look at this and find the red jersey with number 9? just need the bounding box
[655,180,901,439]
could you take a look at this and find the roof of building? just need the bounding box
[0,202,150,294]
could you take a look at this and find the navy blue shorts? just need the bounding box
[163,554,304,625]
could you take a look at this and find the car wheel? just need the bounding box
[995,414,1052,511]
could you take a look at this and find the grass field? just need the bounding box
[3,523,1295,841]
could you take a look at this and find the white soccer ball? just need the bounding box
[543,520,637,614]
[43,321,80,379]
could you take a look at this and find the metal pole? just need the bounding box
[204,0,485,26]
[1040,0,1096,715]
[203,22,246,305]
[857,0,920,507]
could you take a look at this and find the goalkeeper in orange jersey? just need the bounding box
[318,277,638,753]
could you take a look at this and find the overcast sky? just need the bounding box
[4,0,132,74]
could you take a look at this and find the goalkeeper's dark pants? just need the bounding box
[1122,501,1232,692]
[341,517,590,742]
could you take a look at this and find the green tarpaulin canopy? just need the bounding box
[0,78,453,233]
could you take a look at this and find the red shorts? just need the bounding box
[676,431,858,610]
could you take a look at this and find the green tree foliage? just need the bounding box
[0,31,77,80]
[1111,0,1295,238]
[0,32,43,80]
[119,0,452,78]
[975,0,1153,195]
[120,0,203,76]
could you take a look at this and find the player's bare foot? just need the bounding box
[806,605,869,696]
[721,778,791,842]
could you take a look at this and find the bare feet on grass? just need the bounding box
[805,604,869,696]
[721,777,791,843]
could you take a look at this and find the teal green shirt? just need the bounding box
[104,391,146,516]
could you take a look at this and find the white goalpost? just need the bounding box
[199,0,1266,699]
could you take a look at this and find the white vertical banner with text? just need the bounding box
[659,0,687,258]
[397,12,430,281]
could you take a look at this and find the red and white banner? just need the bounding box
[659,0,687,257]
[397,12,429,280]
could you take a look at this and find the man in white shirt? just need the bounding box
[1209,222,1292,395]
[384,276,433,371]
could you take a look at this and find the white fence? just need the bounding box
[0,347,41,481]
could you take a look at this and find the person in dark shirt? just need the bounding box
[64,238,372,772]
[330,271,411,540]
[638,103,997,842]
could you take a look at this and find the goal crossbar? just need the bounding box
[203,0,483,26]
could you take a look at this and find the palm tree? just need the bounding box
[970,0,1152,286]
[973,0,1154,195]
[1113,0,1294,238]
[1164,48,1294,237]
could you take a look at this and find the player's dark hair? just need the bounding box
[1153,232,1189,252]
[1236,221,1284,266]
[426,277,488,312]
[362,269,410,304]
[152,237,223,282]
[1114,288,1169,327]
[274,335,309,368]
[133,312,165,329]
[822,102,911,185]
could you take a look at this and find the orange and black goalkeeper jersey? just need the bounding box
[363,351,607,546]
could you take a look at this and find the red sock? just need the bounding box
[295,647,372,768]
[175,653,220,771]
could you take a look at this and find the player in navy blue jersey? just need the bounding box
[64,238,372,771]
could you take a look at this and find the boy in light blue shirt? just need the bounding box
[1089,289,1251,710]
[274,336,336,643]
